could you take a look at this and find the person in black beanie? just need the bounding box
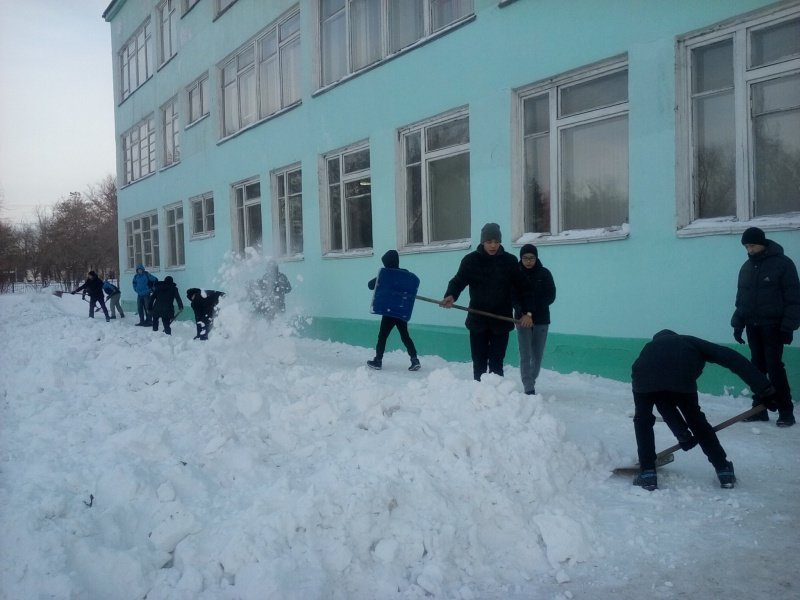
[148,276,183,335]
[72,271,110,322]
[441,223,533,381]
[732,227,799,427]
[187,288,225,340]
[514,244,556,395]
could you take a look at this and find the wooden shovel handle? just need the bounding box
[415,295,520,325]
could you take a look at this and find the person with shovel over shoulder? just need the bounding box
[631,329,777,491]
[441,223,533,382]
[148,276,183,335]
[72,271,110,322]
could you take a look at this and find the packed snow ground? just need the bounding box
[1,287,798,599]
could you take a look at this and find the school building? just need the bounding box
[102,0,799,392]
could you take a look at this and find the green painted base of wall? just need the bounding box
[298,316,799,396]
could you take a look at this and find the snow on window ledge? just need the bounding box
[515,224,630,246]
[676,213,800,238]
[400,240,472,255]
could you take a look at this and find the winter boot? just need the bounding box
[716,461,736,489]
[776,412,796,428]
[633,469,657,491]
[367,358,382,370]
[743,409,769,422]
[409,357,421,371]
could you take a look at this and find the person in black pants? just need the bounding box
[732,227,800,427]
[72,271,110,322]
[441,223,533,381]
[148,276,183,335]
[186,288,224,340]
[366,250,420,371]
[631,330,776,491]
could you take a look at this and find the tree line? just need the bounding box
[0,175,119,293]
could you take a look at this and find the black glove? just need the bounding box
[733,328,745,344]
[780,330,793,345]
[754,385,779,412]
[676,432,697,452]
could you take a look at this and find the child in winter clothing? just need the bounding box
[514,244,556,395]
[72,271,110,321]
[132,264,158,326]
[148,276,183,335]
[186,288,225,340]
[367,250,421,372]
[103,279,125,318]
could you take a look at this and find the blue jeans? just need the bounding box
[137,295,151,323]
[517,324,548,393]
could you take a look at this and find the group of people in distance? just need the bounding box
[366,223,798,491]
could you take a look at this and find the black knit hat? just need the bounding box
[741,227,766,246]
[186,288,200,300]
[519,244,538,258]
[480,222,502,243]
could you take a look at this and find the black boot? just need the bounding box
[367,358,382,370]
[408,357,421,371]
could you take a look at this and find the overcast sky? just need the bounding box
[0,0,116,224]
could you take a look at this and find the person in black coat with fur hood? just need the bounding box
[441,223,533,381]
[732,227,800,427]
[514,244,556,395]
[72,271,110,321]
[186,288,224,340]
[148,276,183,335]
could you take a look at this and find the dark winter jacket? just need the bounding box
[148,278,183,318]
[250,264,292,316]
[632,330,771,395]
[513,259,556,324]
[368,250,402,290]
[731,240,800,332]
[445,244,533,333]
[187,289,224,321]
[73,275,104,300]
[133,264,158,297]
[103,280,121,297]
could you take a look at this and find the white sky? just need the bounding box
[0,0,116,224]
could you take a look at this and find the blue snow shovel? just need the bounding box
[370,268,420,322]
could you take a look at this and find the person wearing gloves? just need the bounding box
[102,279,124,319]
[186,288,225,340]
[732,227,800,427]
[72,271,110,322]
[514,244,556,395]
[148,276,183,335]
[132,264,158,326]
[441,223,533,382]
[631,330,777,491]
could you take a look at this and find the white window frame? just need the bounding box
[676,4,800,236]
[317,0,475,89]
[511,56,630,245]
[125,212,160,270]
[122,116,156,185]
[190,192,215,238]
[272,164,304,258]
[158,0,178,65]
[321,141,373,255]
[232,178,263,253]
[183,0,200,15]
[398,107,471,250]
[119,19,153,101]
[216,0,238,18]
[164,203,185,268]
[161,97,180,167]
[187,73,210,125]
[219,7,301,138]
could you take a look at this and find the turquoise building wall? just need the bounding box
[105,0,799,393]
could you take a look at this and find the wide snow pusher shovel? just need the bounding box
[612,404,767,476]
[370,268,420,322]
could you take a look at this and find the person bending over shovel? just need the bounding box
[631,329,777,491]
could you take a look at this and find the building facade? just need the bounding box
[103,0,799,391]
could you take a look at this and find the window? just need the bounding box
[273,165,303,256]
[320,0,474,87]
[233,179,262,252]
[221,8,301,137]
[677,6,800,230]
[122,116,156,185]
[323,144,372,253]
[162,98,180,166]
[158,0,178,65]
[515,58,629,238]
[400,109,470,247]
[216,0,238,16]
[187,74,210,125]
[191,192,215,237]
[125,213,160,270]
[119,19,154,101]
[183,0,200,14]
[165,204,185,267]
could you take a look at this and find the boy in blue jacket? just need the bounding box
[132,264,158,326]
